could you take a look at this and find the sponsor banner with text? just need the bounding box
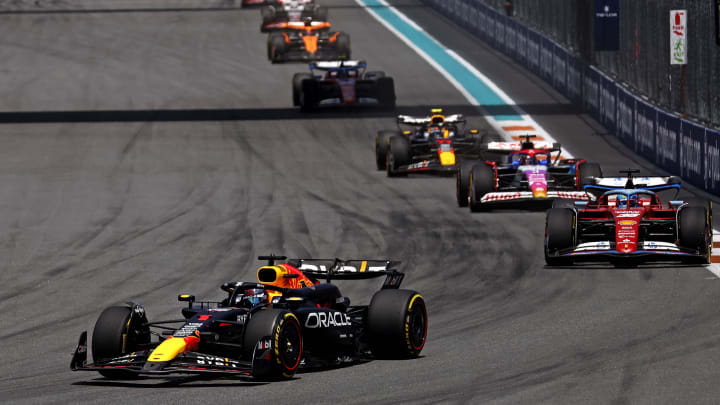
[526,27,541,73]
[634,98,656,159]
[706,128,720,194]
[656,108,681,174]
[583,67,601,120]
[617,86,635,148]
[565,51,582,104]
[680,119,705,189]
[422,0,720,197]
[539,37,554,84]
[599,72,617,133]
[552,42,568,95]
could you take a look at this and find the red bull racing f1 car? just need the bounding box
[293,60,395,111]
[71,256,427,380]
[458,135,602,210]
[545,170,713,266]
[267,20,350,63]
[376,109,485,177]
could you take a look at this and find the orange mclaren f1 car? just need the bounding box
[71,256,427,380]
[267,20,350,63]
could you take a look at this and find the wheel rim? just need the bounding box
[278,319,302,371]
[408,300,427,351]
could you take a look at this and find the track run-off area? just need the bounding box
[1,1,720,403]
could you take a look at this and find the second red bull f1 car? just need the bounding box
[376,109,485,177]
[545,170,713,266]
[70,256,427,380]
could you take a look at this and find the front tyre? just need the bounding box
[335,32,351,59]
[367,289,427,359]
[387,135,410,177]
[244,309,303,380]
[469,163,494,212]
[456,160,476,207]
[679,206,711,264]
[577,161,602,191]
[268,33,285,63]
[292,73,312,107]
[92,306,149,379]
[376,130,399,170]
[545,208,576,266]
[299,79,318,112]
[376,77,396,110]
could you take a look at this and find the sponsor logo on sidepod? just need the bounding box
[305,312,351,328]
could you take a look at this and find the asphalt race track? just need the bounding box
[1,0,720,403]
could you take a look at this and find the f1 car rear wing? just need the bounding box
[258,255,404,289]
[310,60,366,70]
[282,20,332,31]
[397,114,465,126]
[485,141,560,152]
[583,171,682,194]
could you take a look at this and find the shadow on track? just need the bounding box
[72,375,272,388]
[0,103,581,124]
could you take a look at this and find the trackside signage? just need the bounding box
[680,120,705,189]
[594,0,620,51]
[421,0,720,198]
[670,10,687,65]
[716,0,720,46]
[706,129,720,193]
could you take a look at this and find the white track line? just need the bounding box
[354,0,573,158]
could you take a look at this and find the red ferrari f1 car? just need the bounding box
[545,170,713,266]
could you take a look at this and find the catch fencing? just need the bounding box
[476,0,720,128]
[422,0,720,197]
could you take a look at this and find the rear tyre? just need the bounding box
[367,290,427,359]
[261,6,276,29]
[545,208,576,266]
[376,77,396,109]
[92,306,149,379]
[335,33,351,59]
[456,160,476,207]
[365,71,386,80]
[469,163,494,212]
[292,73,312,107]
[376,131,399,170]
[299,79,318,112]
[243,309,303,380]
[268,33,285,63]
[314,5,328,21]
[387,135,411,177]
[577,161,602,191]
[679,206,710,264]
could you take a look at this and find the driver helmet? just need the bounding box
[234,288,268,309]
[616,194,628,208]
[628,194,639,207]
[511,154,529,166]
[428,126,442,139]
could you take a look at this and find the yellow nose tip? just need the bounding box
[439,151,455,166]
[533,190,547,198]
